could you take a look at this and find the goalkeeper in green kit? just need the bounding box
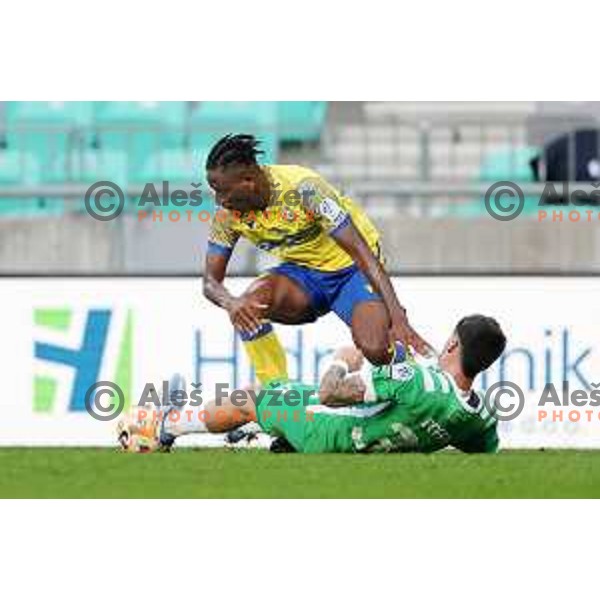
[120,314,506,454]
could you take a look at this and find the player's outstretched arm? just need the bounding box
[318,347,368,406]
[331,222,432,356]
[203,251,266,334]
[203,251,236,309]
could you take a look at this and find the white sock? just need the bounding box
[163,405,209,437]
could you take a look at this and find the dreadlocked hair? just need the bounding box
[205,134,264,170]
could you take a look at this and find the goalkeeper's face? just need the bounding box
[438,331,460,373]
[208,165,268,214]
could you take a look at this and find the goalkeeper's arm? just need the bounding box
[318,347,375,406]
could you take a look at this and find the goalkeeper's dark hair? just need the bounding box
[455,314,506,379]
[205,134,264,170]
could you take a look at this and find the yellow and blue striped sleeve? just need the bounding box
[207,214,240,257]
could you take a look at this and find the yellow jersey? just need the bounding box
[208,164,380,272]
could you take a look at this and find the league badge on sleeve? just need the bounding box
[389,363,415,382]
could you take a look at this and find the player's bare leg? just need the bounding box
[130,384,259,452]
[200,387,258,433]
[350,300,393,365]
[242,273,316,324]
[117,375,262,452]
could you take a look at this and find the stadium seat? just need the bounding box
[189,102,278,165]
[60,149,130,214]
[0,150,63,217]
[131,149,214,214]
[93,101,186,125]
[75,149,128,183]
[5,101,94,126]
[277,102,327,143]
[4,101,94,179]
[93,102,188,172]
[450,146,540,218]
[131,149,197,183]
[479,146,539,182]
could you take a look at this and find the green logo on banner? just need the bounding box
[34,308,133,413]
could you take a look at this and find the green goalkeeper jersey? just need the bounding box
[349,361,499,453]
[257,360,499,454]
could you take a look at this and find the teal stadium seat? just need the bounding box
[93,101,186,125]
[94,102,187,173]
[479,146,538,183]
[277,102,327,143]
[0,150,60,217]
[5,101,93,180]
[0,102,321,218]
[131,149,214,214]
[189,102,278,167]
[450,146,540,218]
[73,149,129,184]
[53,149,129,214]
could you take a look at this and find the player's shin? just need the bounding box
[163,397,255,437]
[240,322,288,385]
[162,404,211,437]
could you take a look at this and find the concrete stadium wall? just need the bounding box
[372,216,599,273]
[0,216,253,274]
[1,215,598,274]
[0,216,118,273]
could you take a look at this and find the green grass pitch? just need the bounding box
[1,448,599,498]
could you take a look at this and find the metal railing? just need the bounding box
[0,114,598,186]
[322,113,600,186]
[1,114,600,276]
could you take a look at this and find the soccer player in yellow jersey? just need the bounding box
[203,134,431,385]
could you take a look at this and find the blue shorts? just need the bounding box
[268,262,382,326]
